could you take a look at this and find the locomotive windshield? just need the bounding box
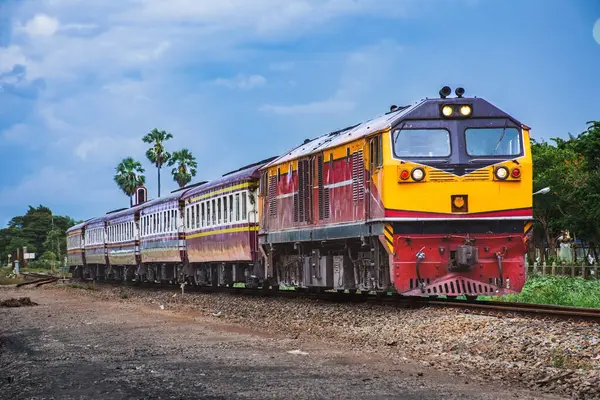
[465,127,522,157]
[393,128,450,157]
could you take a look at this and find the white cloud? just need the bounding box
[0,0,424,223]
[214,74,267,90]
[594,18,600,46]
[20,14,60,37]
[0,45,28,75]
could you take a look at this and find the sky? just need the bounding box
[1,0,599,225]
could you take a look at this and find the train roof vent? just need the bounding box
[327,123,360,137]
[386,104,410,115]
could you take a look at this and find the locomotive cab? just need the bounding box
[380,87,532,297]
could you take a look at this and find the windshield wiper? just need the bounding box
[393,121,407,145]
[493,121,508,152]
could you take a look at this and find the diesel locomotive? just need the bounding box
[67,86,532,298]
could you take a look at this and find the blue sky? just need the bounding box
[1,0,599,225]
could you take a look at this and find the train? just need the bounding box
[67,86,533,298]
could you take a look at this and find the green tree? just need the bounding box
[43,229,63,262]
[114,157,146,207]
[168,148,198,188]
[1,206,76,264]
[142,128,173,197]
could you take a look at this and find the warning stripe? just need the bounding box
[523,221,533,243]
[383,223,394,254]
[524,221,533,235]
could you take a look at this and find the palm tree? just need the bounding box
[142,128,173,197]
[114,157,146,207]
[168,149,198,188]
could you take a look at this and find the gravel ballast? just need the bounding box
[2,283,598,399]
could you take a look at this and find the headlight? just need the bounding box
[411,167,425,181]
[460,105,472,116]
[495,166,509,180]
[442,105,453,116]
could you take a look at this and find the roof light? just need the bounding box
[455,87,465,98]
[459,105,472,116]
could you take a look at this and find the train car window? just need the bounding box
[229,195,233,222]
[277,168,281,181]
[393,128,450,157]
[206,202,211,226]
[212,199,216,225]
[200,203,204,227]
[191,206,196,230]
[242,192,247,221]
[218,198,222,225]
[235,194,240,221]
[346,148,350,164]
[465,127,522,156]
[329,153,333,169]
[224,197,228,223]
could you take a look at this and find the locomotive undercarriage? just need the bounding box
[266,236,392,292]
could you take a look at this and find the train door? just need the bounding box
[367,134,384,220]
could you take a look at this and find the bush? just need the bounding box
[500,275,600,308]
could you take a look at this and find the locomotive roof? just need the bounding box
[262,101,422,168]
[261,95,524,169]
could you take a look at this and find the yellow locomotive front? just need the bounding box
[379,87,532,297]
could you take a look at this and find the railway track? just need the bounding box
[68,278,600,323]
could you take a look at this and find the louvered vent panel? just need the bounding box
[352,150,365,203]
[268,175,277,218]
[324,188,330,219]
[317,155,324,220]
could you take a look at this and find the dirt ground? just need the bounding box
[0,286,565,400]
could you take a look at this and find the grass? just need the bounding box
[479,275,600,308]
[0,267,25,285]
